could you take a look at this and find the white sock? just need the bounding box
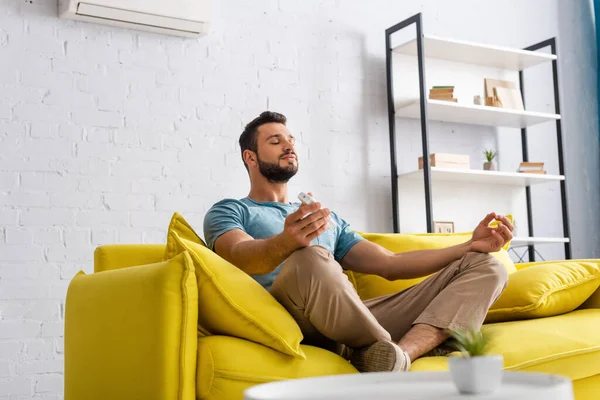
[391,343,411,372]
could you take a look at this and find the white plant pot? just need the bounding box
[483,161,496,171]
[448,355,503,395]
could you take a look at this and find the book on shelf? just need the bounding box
[430,97,458,102]
[517,161,545,174]
[418,153,470,169]
[429,86,457,102]
[429,91,453,97]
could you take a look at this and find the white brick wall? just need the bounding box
[0,0,599,398]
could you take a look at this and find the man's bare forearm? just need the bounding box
[382,241,474,281]
[230,234,297,275]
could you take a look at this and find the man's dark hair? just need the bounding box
[239,111,287,171]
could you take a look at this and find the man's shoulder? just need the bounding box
[204,198,249,230]
[208,198,250,212]
[204,198,251,223]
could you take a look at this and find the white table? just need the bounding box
[244,371,573,400]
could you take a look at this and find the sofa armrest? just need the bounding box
[94,244,166,273]
[65,252,198,400]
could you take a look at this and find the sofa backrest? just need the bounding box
[346,232,516,301]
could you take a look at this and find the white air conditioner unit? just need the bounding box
[58,0,210,38]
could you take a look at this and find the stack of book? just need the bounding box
[429,86,457,102]
[518,162,546,174]
[419,153,470,169]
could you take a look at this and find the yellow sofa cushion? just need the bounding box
[573,375,600,400]
[196,336,357,400]
[347,231,517,300]
[485,259,600,323]
[411,309,600,382]
[167,211,207,247]
[65,252,198,400]
[164,213,305,359]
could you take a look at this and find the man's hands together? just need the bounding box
[469,212,514,253]
[277,199,512,260]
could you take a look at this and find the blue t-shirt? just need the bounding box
[203,197,364,291]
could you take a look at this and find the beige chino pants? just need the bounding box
[270,245,508,354]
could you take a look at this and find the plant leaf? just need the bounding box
[446,327,493,357]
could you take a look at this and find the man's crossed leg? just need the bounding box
[270,245,508,372]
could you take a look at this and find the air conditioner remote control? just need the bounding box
[298,192,336,228]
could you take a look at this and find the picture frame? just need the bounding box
[434,221,455,234]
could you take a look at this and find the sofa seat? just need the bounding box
[196,309,600,399]
[412,309,600,381]
[196,336,357,400]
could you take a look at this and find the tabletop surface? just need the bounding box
[244,371,573,400]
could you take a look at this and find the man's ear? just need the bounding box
[243,149,257,168]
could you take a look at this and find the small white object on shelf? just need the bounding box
[395,99,561,129]
[398,167,564,187]
[392,35,556,70]
[244,371,573,400]
[511,237,570,246]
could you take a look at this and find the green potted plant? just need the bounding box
[483,149,497,171]
[447,327,503,394]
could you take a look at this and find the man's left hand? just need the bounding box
[470,212,514,253]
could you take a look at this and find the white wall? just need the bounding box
[0,0,598,398]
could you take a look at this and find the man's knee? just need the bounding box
[464,252,508,287]
[280,245,341,278]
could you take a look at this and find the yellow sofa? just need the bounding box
[65,234,600,400]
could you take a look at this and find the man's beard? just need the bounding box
[257,153,298,183]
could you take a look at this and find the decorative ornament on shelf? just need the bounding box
[483,149,497,171]
[484,78,524,110]
[433,221,455,233]
[447,327,503,395]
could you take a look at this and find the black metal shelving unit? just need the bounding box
[385,13,572,262]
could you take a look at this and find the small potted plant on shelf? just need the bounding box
[447,327,503,395]
[483,149,497,171]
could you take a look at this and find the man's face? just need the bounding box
[254,122,298,183]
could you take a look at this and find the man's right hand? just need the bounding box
[280,202,331,250]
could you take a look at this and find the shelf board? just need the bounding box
[392,35,556,70]
[511,237,570,246]
[398,167,565,186]
[395,99,560,129]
